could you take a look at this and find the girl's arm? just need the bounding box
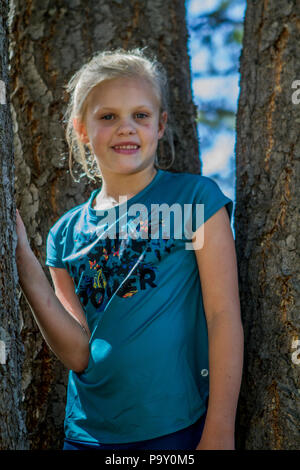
[15,209,90,373]
[192,206,244,450]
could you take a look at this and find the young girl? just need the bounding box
[16,48,244,450]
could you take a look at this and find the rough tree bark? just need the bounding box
[8,0,199,449]
[235,0,300,449]
[0,0,28,450]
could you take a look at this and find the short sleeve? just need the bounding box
[201,177,233,225]
[188,176,233,237]
[45,229,65,269]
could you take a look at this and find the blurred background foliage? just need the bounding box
[186,0,246,201]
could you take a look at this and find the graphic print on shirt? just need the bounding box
[65,215,176,312]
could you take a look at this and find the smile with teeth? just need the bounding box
[113,145,139,149]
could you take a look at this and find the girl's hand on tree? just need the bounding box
[16,208,31,257]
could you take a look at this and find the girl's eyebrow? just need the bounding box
[93,104,154,113]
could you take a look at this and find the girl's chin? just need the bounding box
[99,159,155,174]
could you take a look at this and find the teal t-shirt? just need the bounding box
[45,169,233,444]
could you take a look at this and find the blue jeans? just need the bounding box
[63,411,207,450]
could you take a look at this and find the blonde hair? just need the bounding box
[64,47,175,182]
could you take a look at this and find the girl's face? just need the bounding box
[74,76,167,175]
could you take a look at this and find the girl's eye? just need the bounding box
[135,113,148,119]
[101,114,114,120]
[100,113,149,120]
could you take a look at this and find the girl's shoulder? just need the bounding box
[160,169,223,197]
[161,169,217,186]
[159,169,233,221]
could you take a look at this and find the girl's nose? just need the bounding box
[117,118,136,135]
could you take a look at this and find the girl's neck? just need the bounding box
[92,166,157,209]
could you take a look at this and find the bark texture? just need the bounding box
[235,0,300,450]
[0,0,28,450]
[9,0,199,449]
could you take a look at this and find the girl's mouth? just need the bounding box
[112,145,140,155]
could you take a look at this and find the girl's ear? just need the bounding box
[73,117,89,144]
[158,111,168,140]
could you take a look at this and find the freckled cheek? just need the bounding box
[150,134,160,151]
[91,127,113,147]
[142,127,160,147]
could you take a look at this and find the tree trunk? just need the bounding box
[9,0,199,449]
[235,0,300,449]
[0,0,28,450]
